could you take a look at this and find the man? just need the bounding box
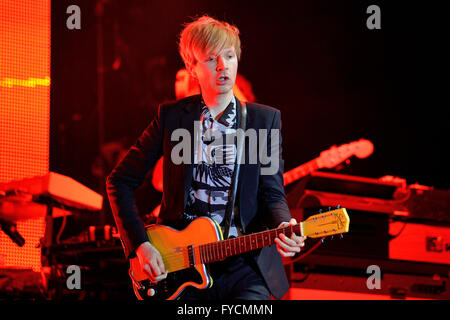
[106,15,305,300]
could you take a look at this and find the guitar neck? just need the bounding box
[283,159,319,186]
[199,224,303,264]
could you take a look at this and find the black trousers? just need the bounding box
[179,254,271,300]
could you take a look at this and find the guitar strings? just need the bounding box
[156,223,322,269]
[158,229,291,265]
[151,212,344,273]
[158,238,272,268]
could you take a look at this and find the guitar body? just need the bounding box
[129,217,223,300]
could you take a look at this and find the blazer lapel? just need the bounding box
[235,98,252,230]
[181,97,201,205]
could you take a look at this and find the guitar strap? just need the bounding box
[222,99,247,240]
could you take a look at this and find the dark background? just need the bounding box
[50,0,448,226]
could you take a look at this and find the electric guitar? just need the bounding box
[283,138,374,186]
[129,208,350,300]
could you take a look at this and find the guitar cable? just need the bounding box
[387,217,408,240]
[282,237,325,283]
[284,236,325,265]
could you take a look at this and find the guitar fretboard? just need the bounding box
[198,224,302,264]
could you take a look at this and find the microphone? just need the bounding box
[0,219,25,247]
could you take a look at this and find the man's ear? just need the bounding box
[186,62,197,79]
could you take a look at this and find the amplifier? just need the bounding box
[286,171,450,223]
[286,253,450,300]
[45,236,133,299]
[299,207,390,260]
[286,271,450,300]
[389,221,450,265]
[286,171,450,263]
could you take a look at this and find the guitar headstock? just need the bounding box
[317,139,374,169]
[302,208,350,238]
[351,139,374,159]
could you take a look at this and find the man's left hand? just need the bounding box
[275,218,306,257]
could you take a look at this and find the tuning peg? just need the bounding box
[321,238,325,243]
[328,207,332,211]
[337,204,341,209]
[318,209,323,213]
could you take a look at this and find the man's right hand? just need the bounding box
[135,241,168,283]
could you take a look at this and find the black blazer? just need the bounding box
[106,94,291,299]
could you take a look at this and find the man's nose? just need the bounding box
[216,56,228,71]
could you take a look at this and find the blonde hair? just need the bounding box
[178,15,241,69]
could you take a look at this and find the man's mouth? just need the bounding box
[216,75,231,85]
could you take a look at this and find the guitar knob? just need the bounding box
[147,288,156,296]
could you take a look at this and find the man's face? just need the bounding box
[189,46,238,98]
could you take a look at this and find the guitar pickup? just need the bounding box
[188,245,195,267]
